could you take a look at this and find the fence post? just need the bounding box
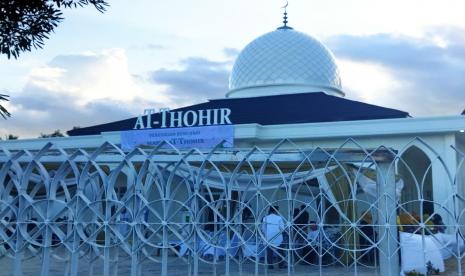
[377,161,400,276]
[13,194,24,276]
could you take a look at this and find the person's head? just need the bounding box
[432,214,443,223]
[293,208,299,216]
[309,221,317,231]
[269,206,279,215]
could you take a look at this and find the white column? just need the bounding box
[431,135,456,234]
[377,161,400,276]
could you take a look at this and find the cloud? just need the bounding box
[130,43,166,51]
[146,43,165,50]
[326,28,465,116]
[223,48,240,58]
[7,28,465,139]
[9,90,134,134]
[1,49,167,138]
[150,56,232,105]
[1,48,236,138]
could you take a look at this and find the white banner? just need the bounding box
[120,125,234,150]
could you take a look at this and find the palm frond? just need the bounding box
[0,94,11,119]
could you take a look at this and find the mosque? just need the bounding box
[58,8,465,232]
[1,7,465,276]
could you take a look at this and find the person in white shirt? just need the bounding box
[303,221,320,264]
[262,206,286,269]
[307,221,319,245]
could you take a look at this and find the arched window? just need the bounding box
[398,146,433,215]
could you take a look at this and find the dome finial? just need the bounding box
[278,1,293,30]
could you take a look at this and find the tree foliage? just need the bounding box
[0,0,109,59]
[0,94,11,119]
[39,129,65,138]
[0,134,18,140]
[5,134,18,140]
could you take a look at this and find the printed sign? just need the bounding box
[121,125,234,150]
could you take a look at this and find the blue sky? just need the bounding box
[2,0,465,137]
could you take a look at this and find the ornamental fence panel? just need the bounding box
[0,138,464,275]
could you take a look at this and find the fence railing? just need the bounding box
[0,139,464,275]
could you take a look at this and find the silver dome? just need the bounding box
[227,28,344,98]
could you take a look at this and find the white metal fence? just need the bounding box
[0,139,464,275]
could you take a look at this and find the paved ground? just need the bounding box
[0,249,464,275]
[0,251,378,276]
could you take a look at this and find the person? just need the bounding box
[431,214,446,233]
[293,208,300,221]
[307,221,319,242]
[295,205,309,242]
[242,205,253,221]
[303,221,320,264]
[262,206,286,269]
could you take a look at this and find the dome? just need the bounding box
[227,27,344,98]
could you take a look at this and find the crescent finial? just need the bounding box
[282,0,289,9]
[281,0,290,28]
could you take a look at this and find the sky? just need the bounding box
[1,0,465,138]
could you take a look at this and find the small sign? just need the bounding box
[121,125,234,150]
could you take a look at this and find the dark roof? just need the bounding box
[68,92,409,136]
